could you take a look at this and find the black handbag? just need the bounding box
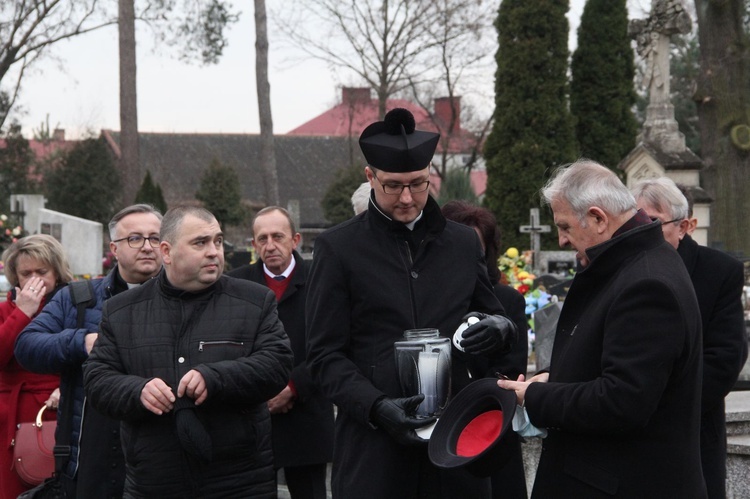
[16,474,66,499]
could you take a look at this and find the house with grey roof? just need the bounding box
[101,130,366,251]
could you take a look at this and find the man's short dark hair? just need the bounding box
[161,205,217,244]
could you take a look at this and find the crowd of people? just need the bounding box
[0,108,746,499]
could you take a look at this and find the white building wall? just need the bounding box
[10,195,103,276]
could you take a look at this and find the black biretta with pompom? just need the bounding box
[359,108,440,173]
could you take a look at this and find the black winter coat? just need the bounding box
[678,234,748,498]
[306,195,506,499]
[84,272,293,498]
[228,251,334,469]
[525,220,706,498]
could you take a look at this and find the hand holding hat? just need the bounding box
[371,394,437,446]
[459,312,517,356]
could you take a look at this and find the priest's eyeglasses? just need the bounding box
[112,235,161,248]
[372,172,430,196]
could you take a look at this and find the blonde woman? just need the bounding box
[0,235,73,498]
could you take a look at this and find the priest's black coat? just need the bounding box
[306,196,507,499]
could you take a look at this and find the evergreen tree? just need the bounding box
[135,170,168,214]
[570,0,637,171]
[321,165,366,226]
[437,169,478,206]
[44,138,121,225]
[0,123,37,212]
[483,0,577,250]
[195,158,246,228]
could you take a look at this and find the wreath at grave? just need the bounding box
[730,124,750,151]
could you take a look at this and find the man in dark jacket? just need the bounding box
[84,205,293,498]
[633,177,748,499]
[306,108,517,499]
[500,160,706,498]
[229,206,334,499]
[15,203,163,498]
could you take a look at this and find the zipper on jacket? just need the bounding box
[198,340,244,351]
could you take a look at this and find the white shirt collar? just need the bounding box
[263,256,296,280]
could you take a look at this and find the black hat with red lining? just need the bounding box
[428,378,517,477]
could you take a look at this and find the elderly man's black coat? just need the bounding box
[678,234,748,498]
[525,221,707,498]
[228,251,334,470]
[306,196,506,499]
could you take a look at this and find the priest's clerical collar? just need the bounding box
[369,194,424,230]
[404,211,424,231]
[263,256,296,280]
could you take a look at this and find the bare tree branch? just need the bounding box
[274,0,442,116]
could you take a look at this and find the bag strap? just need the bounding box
[53,279,96,474]
[68,280,95,329]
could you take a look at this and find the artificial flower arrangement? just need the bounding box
[0,213,25,253]
[498,247,553,312]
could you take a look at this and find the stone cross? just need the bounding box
[629,0,692,152]
[519,208,551,273]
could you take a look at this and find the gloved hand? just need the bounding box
[370,395,436,446]
[459,312,517,356]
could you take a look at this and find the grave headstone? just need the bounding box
[532,302,563,371]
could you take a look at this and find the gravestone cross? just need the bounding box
[519,208,551,273]
[629,0,692,152]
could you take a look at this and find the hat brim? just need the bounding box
[428,378,517,477]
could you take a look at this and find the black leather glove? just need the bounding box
[370,395,436,446]
[459,312,518,356]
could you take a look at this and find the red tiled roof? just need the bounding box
[0,138,76,161]
[287,88,478,154]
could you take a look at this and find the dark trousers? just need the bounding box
[283,463,329,499]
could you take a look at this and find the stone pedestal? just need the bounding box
[726,391,750,498]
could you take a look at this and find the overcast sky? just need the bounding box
[11,0,650,140]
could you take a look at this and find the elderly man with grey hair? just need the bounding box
[633,177,747,499]
[500,160,706,498]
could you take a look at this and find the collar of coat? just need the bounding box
[157,268,219,300]
[676,234,698,273]
[581,219,666,278]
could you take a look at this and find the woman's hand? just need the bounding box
[45,388,60,410]
[15,276,46,318]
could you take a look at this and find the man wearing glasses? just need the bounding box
[15,204,163,498]
[306,108,517,498]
